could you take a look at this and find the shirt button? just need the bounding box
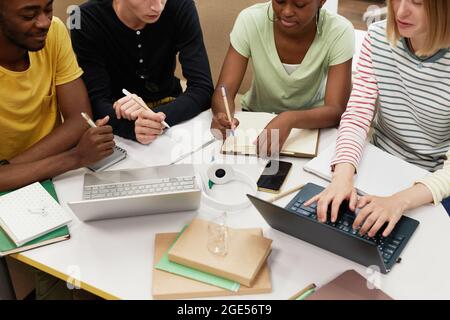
[138,44,142,48]
[417,63,423,69]
[136,31,141,35]
[139,59,143,63]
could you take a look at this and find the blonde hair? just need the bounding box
[386,0,450,57]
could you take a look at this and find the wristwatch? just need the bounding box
[0,159,10,166]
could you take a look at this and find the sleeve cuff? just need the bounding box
[415,175,450,206]
[55,69,84,86]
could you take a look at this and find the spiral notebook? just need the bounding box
[87,145,127,172]
[0,182,72,247]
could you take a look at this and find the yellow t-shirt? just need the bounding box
[0,17,83,160]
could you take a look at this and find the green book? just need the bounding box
[0,180,70,257]
[155,225,240,292]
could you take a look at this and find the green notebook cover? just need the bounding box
[155,225,240,292]
[0,180,70,256]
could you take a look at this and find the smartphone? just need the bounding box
[257,160,293,193]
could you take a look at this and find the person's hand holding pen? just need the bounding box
[77,113,115,166]
[135,110,167,145]
[113,93,146,121]
[114,89,170,145]
[210,86,240,140]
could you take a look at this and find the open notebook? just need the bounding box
[303,143,429,196]
[0,182,72,247]
[221,112,319,158]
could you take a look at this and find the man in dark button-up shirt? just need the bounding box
[71,0,214,144]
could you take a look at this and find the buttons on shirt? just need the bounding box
[135,29,147,80]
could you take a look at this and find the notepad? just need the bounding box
[0,180,70,257]
[0,182,72,246]
[303,142,429,196]
[221,112,319,158]
[87,145,127,172]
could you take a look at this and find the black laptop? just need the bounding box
[248,182,419,274]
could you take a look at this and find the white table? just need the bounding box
[12,111,450,300]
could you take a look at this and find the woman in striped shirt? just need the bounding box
[305,0,450,237]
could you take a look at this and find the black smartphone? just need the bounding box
[257,160,293,193]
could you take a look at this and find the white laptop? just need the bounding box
[67,164,201,222]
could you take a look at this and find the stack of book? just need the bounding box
[152,218,273,299]
[0,180,71,257]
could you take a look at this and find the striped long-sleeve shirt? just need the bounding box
[331,21,450,205]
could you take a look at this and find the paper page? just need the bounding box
[303,143,429,196]
[0,183,72,246]
[114,110,215,167]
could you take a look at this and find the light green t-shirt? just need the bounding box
[230,2,355,113]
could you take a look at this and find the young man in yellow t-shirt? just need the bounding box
[0,0,116,192]
[0,0,116,299]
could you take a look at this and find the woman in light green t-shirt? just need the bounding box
[211,0,354,155]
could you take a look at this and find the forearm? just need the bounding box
[332,162,356,181]
[153,93,211,126]
[284,105,344,129]
[332,163,434,211]
[10,119,86,164]
[392,184,434,212]
[0,149,81,192]
[211,87,237,116]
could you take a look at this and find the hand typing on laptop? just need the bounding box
[304,162,428,238]
[304,163,358,223]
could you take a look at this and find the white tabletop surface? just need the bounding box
[14,111,450,300]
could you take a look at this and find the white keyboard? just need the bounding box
[83,176,196,200]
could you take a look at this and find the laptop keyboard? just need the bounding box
[289,199,405,265]
[83,176,197,200]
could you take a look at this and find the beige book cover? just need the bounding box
[168,218,272,287]
[221,112,319,158]
[152,231,272,299]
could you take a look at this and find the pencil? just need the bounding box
[81,112,97,128]
[122,88,170,129]
[220,86,235,134]
[268,184,305,203]
[289,283,316,300]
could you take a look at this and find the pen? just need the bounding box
[220,86,235,135]
[169,138,216,165]
[268,184,305,203]
[122,88,171,129]
[81,112,97,128]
